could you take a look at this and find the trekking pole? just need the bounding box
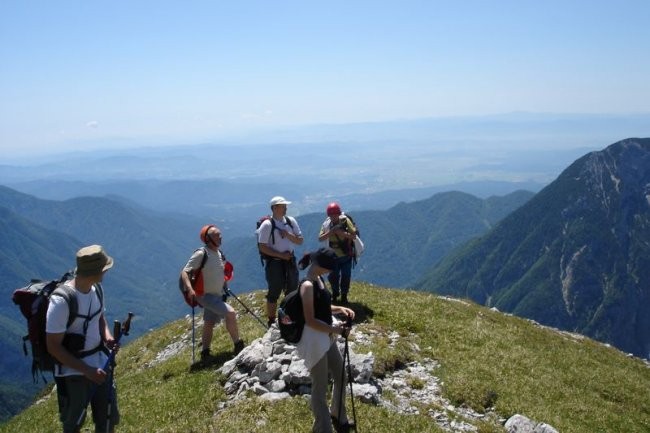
[76,312,133,429]
[105,320,121,433]
[224,286,268,330]
[338,316,358,432]
[191,304,196,364]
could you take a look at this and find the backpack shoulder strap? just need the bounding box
[283,216,294,229]
[342,214,359,235]
[199,247,209,270]
[94,283,105,310]
[52,284,78,329]
[189,247,209,271]
[270,218,277,244]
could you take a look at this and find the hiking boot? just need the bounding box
[341,294,348,304]
[331,416,355,433]
[233,339,245,355]
[200,349,211,362]
[267,318,276,328]
[337,421,355,433]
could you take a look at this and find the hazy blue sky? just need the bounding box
[1,1,649,156]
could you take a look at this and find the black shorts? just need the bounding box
[265,258,298,303]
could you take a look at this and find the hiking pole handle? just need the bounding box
[113,320,121,342]
[122,312,134,336]
[76,314,133,428]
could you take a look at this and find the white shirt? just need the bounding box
[256,216,302,254]
[45,283,107,376]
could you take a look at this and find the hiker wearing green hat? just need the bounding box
[46,244,120,433]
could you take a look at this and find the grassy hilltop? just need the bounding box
[2,283,649,433]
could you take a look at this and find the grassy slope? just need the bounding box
[2,283,649,433]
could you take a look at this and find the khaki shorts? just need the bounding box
[199,293,230,323]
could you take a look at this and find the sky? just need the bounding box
[1,1,650,157]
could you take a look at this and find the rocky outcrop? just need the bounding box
[212,324,558,432]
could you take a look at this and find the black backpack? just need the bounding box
[256,215,294,265]
[278,277,332,343]
[277,284,304,343]
[11,272,104,382]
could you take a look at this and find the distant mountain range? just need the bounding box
[3,178,544,238]
[418,138,650,359]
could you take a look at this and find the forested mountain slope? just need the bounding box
[418,138,650,358]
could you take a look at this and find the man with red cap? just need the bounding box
[318,202,358,304]
[180,224,245,361]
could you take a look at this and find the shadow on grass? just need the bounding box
[334,301,374,325]
[188,350,234,372]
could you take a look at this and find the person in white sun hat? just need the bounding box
[256,196,304,327]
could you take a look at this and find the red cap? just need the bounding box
[326,202,341,216]
[200,224,215,243]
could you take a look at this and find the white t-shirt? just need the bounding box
[45,283,107,376]
[256,216,302,254]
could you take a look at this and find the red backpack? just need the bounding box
[179,248,208,307]
[11,271,104,382]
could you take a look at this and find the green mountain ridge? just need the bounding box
[0,206,86,419]
[2,284,648,433]
[0,184,534,421]
[0,188,208,420]
[418,138,650,358]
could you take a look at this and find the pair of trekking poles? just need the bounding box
[76,312,134,432]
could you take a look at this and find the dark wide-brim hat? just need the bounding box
[76,245,114,276]
[312,247,337,271]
